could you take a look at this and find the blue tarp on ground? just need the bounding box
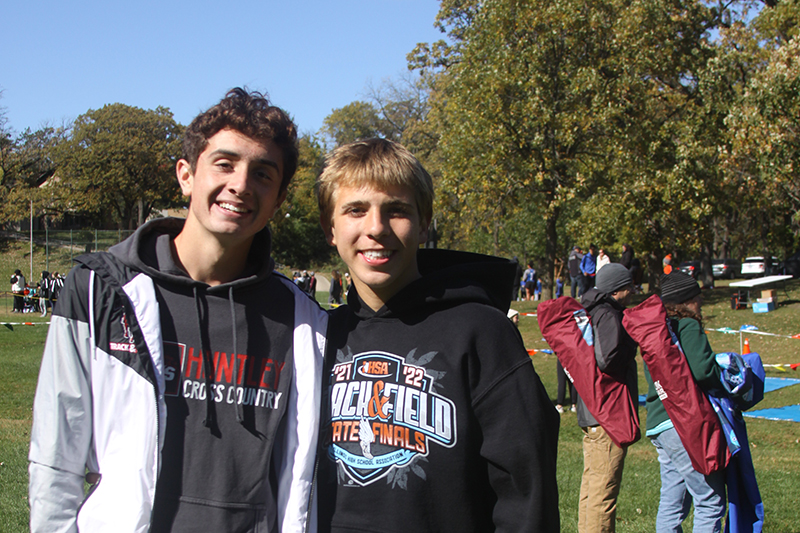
[762,377,800,393]
[743,405,800,423]
[639,378,800,415]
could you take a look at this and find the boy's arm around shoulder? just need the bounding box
[29,266,95,533]
[471,312,560,532]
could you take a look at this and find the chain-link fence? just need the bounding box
[2,229,134,315]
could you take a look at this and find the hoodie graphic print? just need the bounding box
[318,249,560,533]
[328,347,457,486]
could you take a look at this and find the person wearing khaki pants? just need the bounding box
[578,425,628,531]
[576,264,639,532]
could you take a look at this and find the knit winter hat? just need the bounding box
[660,271,701,304]
[596,263,633,294]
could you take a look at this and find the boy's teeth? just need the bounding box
[219,202,247,213]
[363,250,391,260]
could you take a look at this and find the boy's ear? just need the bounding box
[176,159,193,197]
[418,218,430,246]
[270,188,288,221]
[320,215,335,246]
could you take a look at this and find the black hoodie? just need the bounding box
[318,249,560,533]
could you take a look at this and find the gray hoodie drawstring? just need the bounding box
[229,286,244,424]
[194,285,216,429]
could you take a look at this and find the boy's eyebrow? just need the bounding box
[208,148,280,171]
[338,197,415,210]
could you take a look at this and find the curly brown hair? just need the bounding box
[182,88,298,192]
[663,301,704,329]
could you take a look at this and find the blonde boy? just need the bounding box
[315,138,559,532]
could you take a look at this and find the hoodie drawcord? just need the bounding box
[229,286,244,424]
[194,286,216,429]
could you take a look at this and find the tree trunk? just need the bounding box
[647,252,661,294]
[542,205,560,300]
[701,242,714,288]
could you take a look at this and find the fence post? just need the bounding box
[46,225,50,271]
[94,229,98,252]
[70,229,73,263]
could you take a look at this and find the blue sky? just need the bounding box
[1,0,444,137]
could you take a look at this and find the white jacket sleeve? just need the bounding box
[29,281,95,532]
[28,463,86,533]
[276,290,327,533]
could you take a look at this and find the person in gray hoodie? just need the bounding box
[575,263,639,533]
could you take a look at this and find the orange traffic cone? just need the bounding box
[743,338,751,354]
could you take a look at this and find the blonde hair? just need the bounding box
[316,138,433,226]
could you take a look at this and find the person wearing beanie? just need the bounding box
[576,263,639,533]
[644,271,726,532]
[507,307,520,327]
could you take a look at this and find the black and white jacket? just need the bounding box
[29,219,327,533]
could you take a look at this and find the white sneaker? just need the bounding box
[571,405,577,412]
[555,405,565,414]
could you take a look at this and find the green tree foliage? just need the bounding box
[366,73,440,162]
[322,73,441,164]
[54,103,183,229]
[0,97,16,219]
[321,101,396,148]
[270,135,334,267]
[1,126,68,225]
[725,35,800,256]
[409,0,800,292]
[577,0,746,287]
[754,0,800,43]
[416,0,634,297]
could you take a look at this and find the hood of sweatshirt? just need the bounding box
[108,217,276,292]
[581,287,625,314]
[107,217,277,427]
[345,248,516,320]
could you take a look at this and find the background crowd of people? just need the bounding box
[8,269,63,315]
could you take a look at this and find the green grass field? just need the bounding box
[2,273,799,531]
[515,280,800,532]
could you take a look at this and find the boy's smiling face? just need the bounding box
[324,183,428,311]
[176,128,286,250]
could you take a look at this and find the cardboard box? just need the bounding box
[753,301,775,313]
[761,289,777,300]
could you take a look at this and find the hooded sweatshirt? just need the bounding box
[29,218,327,533]
[576,288,639,429]
[318,249,560,533]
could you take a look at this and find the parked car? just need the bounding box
[712,258,741,279]
[679,260,701,279]
[740,256,779,278]
[778,250,800,278]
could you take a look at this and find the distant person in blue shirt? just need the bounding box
[580,244,597,295]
